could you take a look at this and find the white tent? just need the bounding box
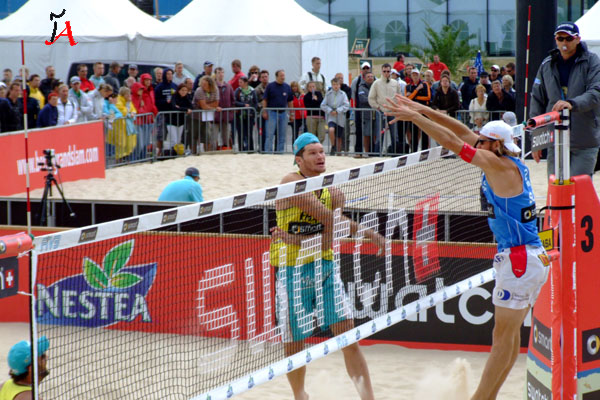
[0,0,162,81]
[135,0,348,84]
[576,3,600,56]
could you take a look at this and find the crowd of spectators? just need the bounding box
[0,54,517,157]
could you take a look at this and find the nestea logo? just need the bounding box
[37,240,156,327]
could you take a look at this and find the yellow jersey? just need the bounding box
[270,184,334,266]
[0,379,30,400]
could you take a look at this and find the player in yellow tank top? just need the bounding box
[0,336,50,400]
[269,133,384,400]
[269,172,334,266]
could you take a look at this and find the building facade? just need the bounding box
[0,0,596,56]
[295,0,599,56]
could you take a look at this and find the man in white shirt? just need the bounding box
[57,83,78,125]
[299,56,327,95]
[368,63,403,153]
[68,76,93,123]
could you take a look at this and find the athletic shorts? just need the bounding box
[492,244,550,309]
[327,121,345,138]
[276,259,352,342]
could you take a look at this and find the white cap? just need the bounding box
[360,61,371,69]
[390,69,399,76]
[411,67,420,75]
[491,64,500,71]
[480,120,521,153]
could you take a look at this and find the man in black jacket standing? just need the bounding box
[530,22,600,178]
[0,83,23,132]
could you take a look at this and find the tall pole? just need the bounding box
[516,0,557,149]
[523,6,532,123]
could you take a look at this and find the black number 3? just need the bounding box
[581,215,594,253]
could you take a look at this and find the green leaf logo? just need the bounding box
[82,240,140,290]
[110,272,142,289]
[103,240,134,277]
[83,257,109,289]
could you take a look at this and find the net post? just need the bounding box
[554,109,570,184]
[548,107,577,399]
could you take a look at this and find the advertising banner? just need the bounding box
[0,122,105,196]
[32,232,531,350]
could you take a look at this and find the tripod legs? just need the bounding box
[38,173,76,226]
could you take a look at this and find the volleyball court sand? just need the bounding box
[1,322,525,399]
[4,153,599,398]
[12,152,599,205]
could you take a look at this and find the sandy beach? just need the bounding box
[11,152,600,206]
[4,151,598,398]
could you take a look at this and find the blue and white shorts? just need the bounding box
[492,244,550,309]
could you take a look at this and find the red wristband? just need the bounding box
[459,142,477,163]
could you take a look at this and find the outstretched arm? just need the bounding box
[385,98,505,176]
[391,95,479,146]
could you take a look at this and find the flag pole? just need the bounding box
[523,5,532,120]
[21,40,32,236]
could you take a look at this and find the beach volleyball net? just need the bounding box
[31,147,498,399]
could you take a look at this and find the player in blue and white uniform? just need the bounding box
[385,96,549,400]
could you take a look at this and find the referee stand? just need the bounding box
[526,110,600,399]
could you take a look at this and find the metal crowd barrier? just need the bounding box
[103,112,155,167]
[103,107,514,166]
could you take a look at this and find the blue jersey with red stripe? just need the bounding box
[481,156,542,251]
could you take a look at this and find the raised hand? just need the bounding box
[383,97,419,124]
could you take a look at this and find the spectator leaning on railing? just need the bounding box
[68,76,93,123]
[303,81,325,142]
[215,67,235,150]
[37,92,58,128]
[357,71,377,156]
[469,84,489,132]
[234,76,258,151]
[486,80,515,120]
[56,84,77,126]
[289,81,306,141]
[321,77,349,155]
[261,69,293,153]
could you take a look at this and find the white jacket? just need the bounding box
[57,98,78,125]
[320,89,349,126]
[68,89,93,122]
[368,77,402,110]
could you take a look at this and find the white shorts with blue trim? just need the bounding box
[492,244,550,310]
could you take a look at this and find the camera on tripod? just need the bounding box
[38,149,59,171]
[37,148,75,226]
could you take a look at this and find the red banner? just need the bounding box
[0,122,105,196]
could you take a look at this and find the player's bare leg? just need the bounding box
[471,306,529,400]
[331,320,375,400]
[284,340,309,400]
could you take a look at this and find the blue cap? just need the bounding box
[555,22,579,37]
[185,167,200,177]
[8,336,49,375]
[293,133,320,164]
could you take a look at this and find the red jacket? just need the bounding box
[428,61,449,81]
[80,77,95,93]
[134,74,158,123]
[291,93,306,120]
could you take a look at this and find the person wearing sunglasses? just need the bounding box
[385,95,548,400]
[530,21,600,179]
